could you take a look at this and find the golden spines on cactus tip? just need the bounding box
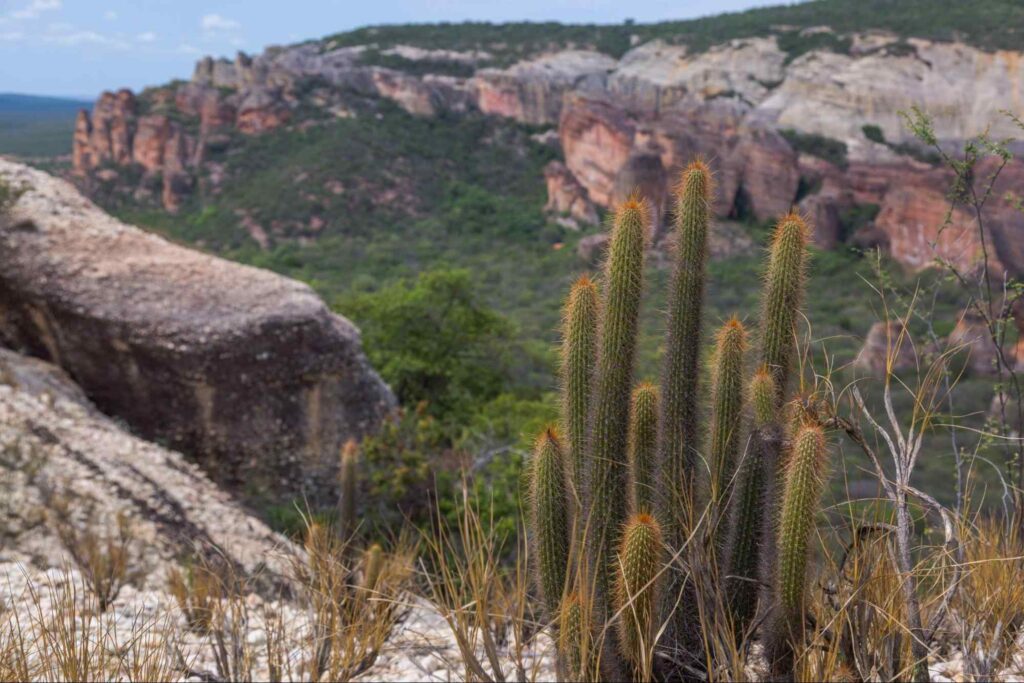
[614,513,664,672]
[561,274,599,509]
[759,212,810,406]
[585,196,648,679]
[628,382,659,513]
[530,427,571,620]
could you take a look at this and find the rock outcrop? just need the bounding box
[0,159,394,506]
[68,31,1024,272]
[0,348,292,586]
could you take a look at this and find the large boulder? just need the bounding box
[0,159,394,506]
[0,348,292,588]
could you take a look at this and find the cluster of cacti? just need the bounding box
[526,159,831,681]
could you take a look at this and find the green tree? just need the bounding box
[347,268,512,426]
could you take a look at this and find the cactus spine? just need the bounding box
[530,428,571,619]
[708,318,747,522]
[561,275,599,511]
[768,423,829,679]
[759,213,809,406]
[338,439,359,541]
[628,382,659,513]
[724,368,779,633]
[614,513,663,675]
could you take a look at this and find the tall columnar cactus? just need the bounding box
[628,382,660,513]
[561,275,599,510]
[724,368,780,633]
[759,213,809,406]
[338,438,359,541]
[708,318,747,522]
[659,160,712,522]
[614,513,664,674]
[530,428,571,620]
[767,423,829,679]
[586,197,647,673]
[657,159,712,669]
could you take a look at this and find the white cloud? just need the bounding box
[41,23,129,49]
[177,43,202,55]
[11,0,61,20]
[136,31,156,43]
[200,13,240,32]
[0,31,25,42]
[104,10,118,21]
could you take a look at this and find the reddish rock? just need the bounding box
[731,126,800,221]
[543,160,598,225]
[236,87,290,134]
[371,69,438,116]
[874,185,979,273]
[71,110,93,174]
[798,191,845,248]
[132,115,172,172]
[559,92,635,208]
[79,89,137,169]
[610,148,668,240]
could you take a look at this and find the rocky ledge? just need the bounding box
[0,159,395,506]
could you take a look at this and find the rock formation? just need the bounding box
[0,348,292,587]
[69,32,1024,271]
[0,159,395,506]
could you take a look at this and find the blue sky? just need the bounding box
[0,0,781,98]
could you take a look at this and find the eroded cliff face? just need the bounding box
[0,159,395,506]
[70,30,1024,272]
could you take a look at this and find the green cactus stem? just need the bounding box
[561,275,599,511]
[559,592,585,681]
[708,318,747,522]
[759,213,809,406]
[531,427,571,619]
[586,197,647,678]
[362,543,383,593]
[338,439,359,541]
[628,382,660,513]
[614,513,664,674]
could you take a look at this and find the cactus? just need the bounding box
[759,213,810,406]
[657,159,712,670]
[558,592,585,681]
[614,513,664,674]
[659,159,712,523]
[338,439,359,541]
[628,382,660,513]
[521,158,823,681]
[724,368,780,634]
[585,197,647,673]
[767,423,829,679]
[561,275,599,511]
[530,427,571,619]
[708,318,747,521]
[362,543,383,593]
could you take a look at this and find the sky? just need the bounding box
[0,0,786,99]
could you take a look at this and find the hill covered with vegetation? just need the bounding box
[0,94,88,157]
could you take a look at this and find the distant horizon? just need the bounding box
[0,0,785,99]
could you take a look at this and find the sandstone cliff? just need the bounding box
[69,29,1024,272]
[0,159,395,506]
